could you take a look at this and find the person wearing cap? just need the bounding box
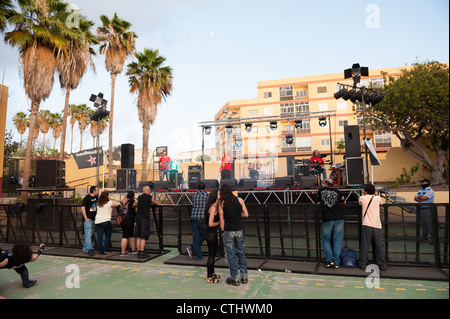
[414,178,435,243]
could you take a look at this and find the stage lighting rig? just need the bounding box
[89,92,109,122]
[269,121,278,131]
[204,126,212,135]
[285,134,294,144]
[318,116,327,127]
[294,120,303,129]
[245,123,253,133]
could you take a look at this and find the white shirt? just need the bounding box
[95,201,113,224]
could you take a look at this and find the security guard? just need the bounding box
[414,178,435,243]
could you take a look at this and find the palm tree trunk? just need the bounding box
[59,88,71,160]
[141,122,150,181]
[70,123,74,154]
[22,100,39,203]
[107,72,117,188]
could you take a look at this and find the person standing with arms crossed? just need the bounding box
[81,186,99,256]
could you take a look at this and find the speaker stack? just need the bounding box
[344,125,361,157]
[117,144,137,190]
[188,165,201,189]
[344,126,364,186]
[35,160,65,187]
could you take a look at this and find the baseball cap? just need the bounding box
[419,178,430,184]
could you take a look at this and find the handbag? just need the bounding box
[115,200,131,227]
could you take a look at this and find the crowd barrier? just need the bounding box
[0,202,448,268]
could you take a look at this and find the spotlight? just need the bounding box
[371,93,384,106]
[204,126,212,135]
[342,89,356,101]
[245,123,253,133]
[89,92,108,108]
[170,161,178,171]
[363,92,373,104]
[269,121,277,131]
[285,134,294,145]
[318,116,327,127]
[334,87,347,99]
[225,125,233,134]
[235,137,243,148]
[295,120,303,129]
[350,90,363,103]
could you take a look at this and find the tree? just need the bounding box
[0,0,14,32]
[126,48,173,181]
[49,112,63,150]
[364,61,449,184]
[12,111,28,145]
[4,0,77,198]
[73,103,91,151]
[97,13,137,187]
[38,109,51,150]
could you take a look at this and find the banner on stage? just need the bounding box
[72,147,103,169]
[364,138,381,166]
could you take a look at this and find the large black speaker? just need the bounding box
[220,178,237,189]
[188,171,201,189]
[116,169,137,190]
[286,156,295,176]
[138,181,153,192]
[202,179,219,189]
[298,175,318,188]
[121,144,135,169]
[273,176,293,188]
[344,125,361,157]
[345,157,364,186]
[153,181,170,191]
[238,178,257,189]
[35,160,65,187]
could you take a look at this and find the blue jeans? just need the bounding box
[222,230,248,281]
[321,219,344,264]
[82,220,95,253]
[95,221,112,254]
[311,168,327,180]
[190,219,205,259]
[160,170,170,181]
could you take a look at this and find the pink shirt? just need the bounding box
[359,195,383,229]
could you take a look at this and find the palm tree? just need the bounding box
[74,104,91,151]
[126,48,173,181]
[13,111,28,145]
[0,0,14,32]
[50,112,63,150]
[4,0,77,196]
[38,109,51,150]
[68,103,78,154]
[58,15,99,160]
[97,13,137,187]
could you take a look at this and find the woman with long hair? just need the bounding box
[204,190,221,283]
[119,191,137,256]
[95,191,120,254]
[218,183,249,286]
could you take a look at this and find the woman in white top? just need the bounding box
[95,191,120,254]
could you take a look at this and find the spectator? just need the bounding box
[414,178,435,244]
[81,186,99,256]
[0,243,45,288]
[134,186,158,259]
[218,183,249,286]
[204,190,221,283]
[358,183,387,271]
[95,191,120,254]
[187,182,209,260]
[119,191,137,256]
[318,178,345,268]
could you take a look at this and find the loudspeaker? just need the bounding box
[188,171,201,186]
[286,156,295,176]
[116,169,137,190]
[202,179,219,189]
[298,175,318,188]
[220,178,237,189]
[273,176,293,188]
[344,125,361,157]
[121,144,134,169]
[345,157,364,186]
[238,179,257,189]
[153,181,170,191]
[35,160,65,187]
[138,181,154,192]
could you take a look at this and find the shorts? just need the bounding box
[134,216,151,240]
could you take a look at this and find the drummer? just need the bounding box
[310,150,327,180]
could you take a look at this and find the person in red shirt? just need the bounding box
[220,149,232,180]
[159,150,172,182]
[310,150,327,180]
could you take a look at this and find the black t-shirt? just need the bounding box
[223,196,243,231]
[136,193,153,219]
[317,186,344,222]
[82,194,98,221]
[0,251,23,269]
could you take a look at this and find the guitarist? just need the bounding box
[159,150,172,182]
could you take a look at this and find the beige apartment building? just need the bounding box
[212,66,408,180]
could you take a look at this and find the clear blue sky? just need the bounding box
[1,0,449,155]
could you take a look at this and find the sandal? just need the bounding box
[212,273,222,279]
[207,277,221,283]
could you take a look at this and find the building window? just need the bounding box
[338,120,348,127]
[321,139,330,147]
[296,136,312,152]
[317,86,327,93]
[282,124,294,134]
[264,107,273,115]
[374,132,392,148]
[318,103,328,111]
[264,91,272,98]
[295,90,307,99]
[295,101,310,113]
[280,86,293,101]
[280,103,295,114]
[337,101,347,110]
[249,109,258,117]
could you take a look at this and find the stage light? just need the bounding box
[225,125,233,134]
[318,116,327,127]
[350,90,363,103]
[89,92,109,121]
[342,89,356,101]
[371,93,384,106]
[363,92,373,104]
[245,123,253,133]
[334,87,347,99]
[89,92,108,108]
[295,120,303,129]
[235,137,243,148]
[170,161,178,171]
[285,134,294,145]
[204,126,212,135]
[269,121,277,131]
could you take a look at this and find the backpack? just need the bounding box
[340,247,357,268]
[115,199,132,227]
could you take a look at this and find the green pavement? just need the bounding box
[0,249,448,300]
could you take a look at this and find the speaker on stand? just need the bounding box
[344,125,361,157]
[121,144,135,169]
[345,157,364,186]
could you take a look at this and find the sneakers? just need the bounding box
[120,251,130,256]
[325,259,340,269]
[186,246,193,260]
[226,277,240,286]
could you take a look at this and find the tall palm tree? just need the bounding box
[74,103,91,151]
[0,0,14,32]
[68,103,78,154]
[49,112,63,150]
[4,0,78,195]
[97,13,137,187]
[38,109,51,149]
[13,111,28,145]
[126,48,173,181]
[58,15,99,160]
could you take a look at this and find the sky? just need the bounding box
[1,0,449,157]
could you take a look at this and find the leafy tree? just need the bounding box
[364,61,449,184]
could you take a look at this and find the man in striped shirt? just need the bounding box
[187,182,209,260]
